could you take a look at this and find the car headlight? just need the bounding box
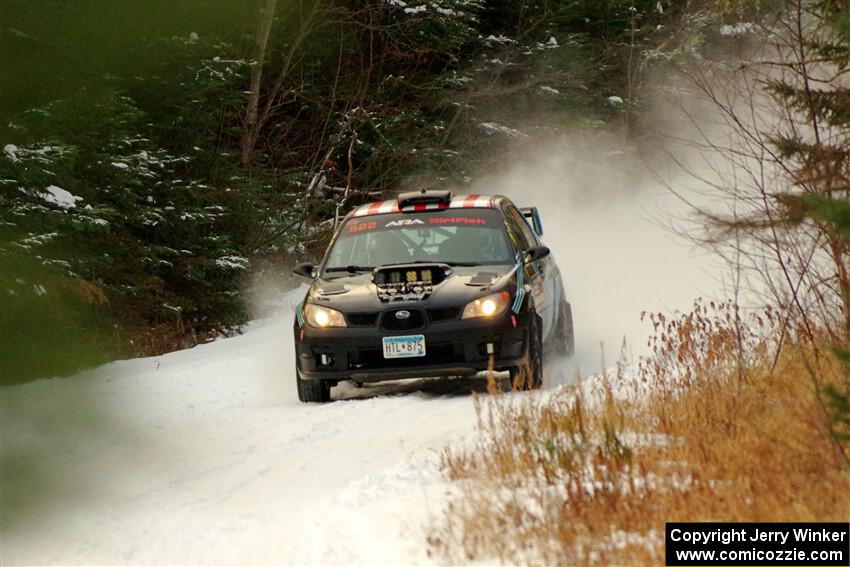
[304,304,347,328]
[462,291,511,319]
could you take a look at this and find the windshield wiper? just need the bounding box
[380,260,483,267]
[328,261,481,272]
[325,265,374,273]
[379,260,433,267]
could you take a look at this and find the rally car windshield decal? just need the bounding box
[326,210,513,272]
[346,211,493,233]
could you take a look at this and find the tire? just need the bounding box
[296,363,332,403]
[511,313,543,390]
[554,300,575,357]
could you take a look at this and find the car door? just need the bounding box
[503,204,555,339]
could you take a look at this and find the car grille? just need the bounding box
[347,312,379,327]
[428,306,461,322]
[381,309,425,331]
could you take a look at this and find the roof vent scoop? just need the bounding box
[397,189,453,209]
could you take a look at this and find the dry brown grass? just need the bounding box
[429,302,850,565]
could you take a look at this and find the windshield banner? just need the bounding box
[346,210,496,234]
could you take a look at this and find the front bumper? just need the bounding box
[294,312,529,382]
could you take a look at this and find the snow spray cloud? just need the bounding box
[244,270,309,404]
[471,133,723,376]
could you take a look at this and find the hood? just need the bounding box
[306,264,516,312]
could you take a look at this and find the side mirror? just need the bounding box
[524,246,550,263]
[293,263,316,278]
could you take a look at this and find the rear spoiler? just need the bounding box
[520,207,543,236]
[398,189,452,209]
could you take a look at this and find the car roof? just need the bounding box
[349,194,504,218]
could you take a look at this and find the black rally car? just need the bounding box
[292,190,574,402]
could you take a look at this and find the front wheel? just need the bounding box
[296,363,332,403]
[511,313,543,390]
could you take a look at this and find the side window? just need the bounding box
[507,205,539,248]
[503,207,532,252]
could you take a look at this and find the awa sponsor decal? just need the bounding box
[385,219,425,227]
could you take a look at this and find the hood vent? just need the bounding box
[465,272,500,287]
[317,282,348,296]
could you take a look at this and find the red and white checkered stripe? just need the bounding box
[351,200,400,217]
[448,194,493,209]
[351,194,494,217]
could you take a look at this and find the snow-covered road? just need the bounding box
[2,292,491,565]
[2,150,722,564]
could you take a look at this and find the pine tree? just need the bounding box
[763,0,850,340]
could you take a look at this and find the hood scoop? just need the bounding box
[465,272,500,287]
[373,263,449,302]
[317,282,349,296]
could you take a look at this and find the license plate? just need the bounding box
[382,335,426,359]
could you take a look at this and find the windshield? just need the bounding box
[324,209,514,273]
